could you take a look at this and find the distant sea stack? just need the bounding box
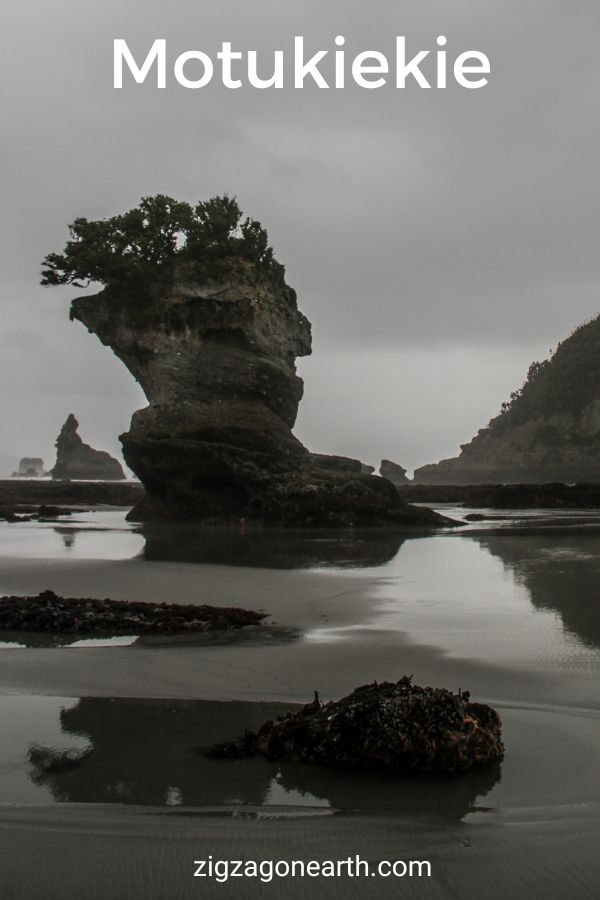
[415,315,600,484]
[15,458,45,477]
[51,194,450,526]
[380,459,409,485]
[51,415,125,481]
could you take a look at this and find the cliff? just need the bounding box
[415,315,600,484]
[70,259,448,525]
[51,415,125,481]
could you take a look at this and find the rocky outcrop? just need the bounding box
[0,589,264,637]
[70,260,451,526]
[415,315,600,484]
[380,459,409,485]
[15,458,45,477]
[210,678,504,774]
[51,415,125,481]
[310,453,374,476]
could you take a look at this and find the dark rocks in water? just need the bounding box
[51,414,125,481]
[209,678,504,774]
[70,257,451,527]
[396,481,600,509]
[415,315,600,484]
[380,459,409,485]
[14,457,45,477]
[0,589,265,636]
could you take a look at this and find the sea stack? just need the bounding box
[380,459,409,485]
[71,264,448,525]
[15,458,45,477]
[46,194,450,525]
[51,414,125,481]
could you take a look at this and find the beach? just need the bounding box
[0,508,599,897]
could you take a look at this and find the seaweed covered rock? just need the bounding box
[0,589,264,636]
[51,415,125,481]
[210,678,504,774]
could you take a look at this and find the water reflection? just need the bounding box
[55,528,75,549]
[27,697,500,819]
[140,524,408,569]
[475,534,600,651]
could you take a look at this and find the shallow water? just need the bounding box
[1,694,599,822]
[0,508,599,818]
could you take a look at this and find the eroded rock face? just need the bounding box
[210,678,504,774]
[51,415,125,481]
[70,261,449,525]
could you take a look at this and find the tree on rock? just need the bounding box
[41,194,284,289]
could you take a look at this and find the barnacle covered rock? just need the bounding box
[210,678,504,774]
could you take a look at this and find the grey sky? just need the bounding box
[1,1,599,475]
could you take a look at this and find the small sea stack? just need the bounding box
[51,414,125,481]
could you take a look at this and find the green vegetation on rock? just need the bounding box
[490,316,600,435]
[41,194,284,289]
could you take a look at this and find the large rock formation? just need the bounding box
[415,315,600,484]
[51,415,125,481]
[70,261,448,525]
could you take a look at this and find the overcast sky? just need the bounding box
[1,1,600,475]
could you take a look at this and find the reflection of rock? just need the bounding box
[29,745,92,774]
[70,263,448,527]
[211,679,504,774]
[27,697,501,818]
[15,458,45,477]
[380,459,409,485]
[51,415,125,481]
[274,757,502,822]
[141,524,407,569]
[55,528,76,549]
[475,533,600,651]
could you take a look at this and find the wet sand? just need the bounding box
[0,514,599,898]
[0,553,596,709]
